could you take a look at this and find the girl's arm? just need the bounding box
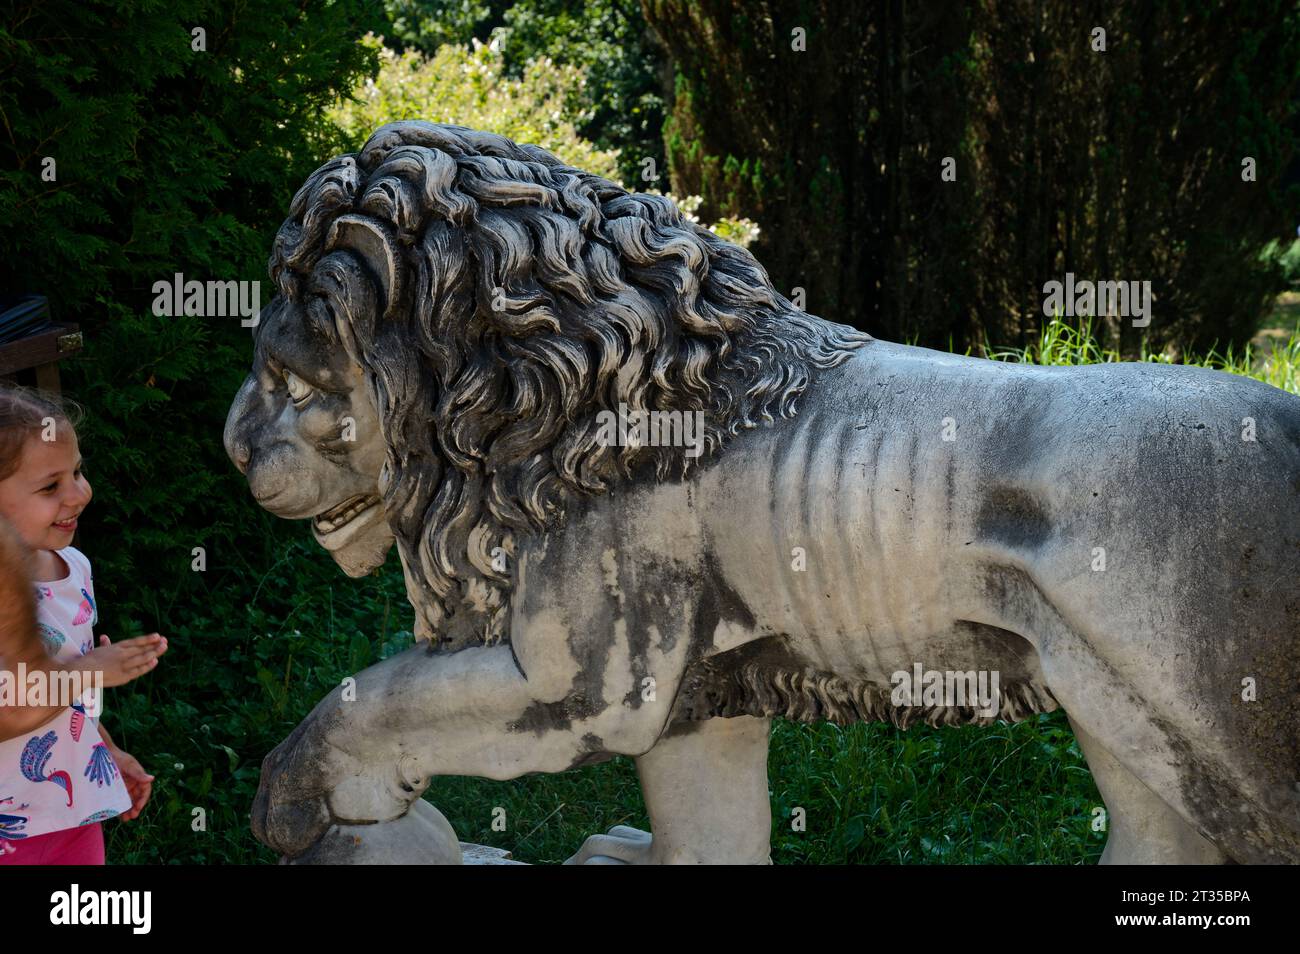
[0,515,79,741]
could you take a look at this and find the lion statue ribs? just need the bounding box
[224,120,1300,865]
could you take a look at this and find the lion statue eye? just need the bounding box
[283,369,314,407]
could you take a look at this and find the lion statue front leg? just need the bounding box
[250,639,636,860]
[251,496,739,863]
[255,670,775,865]
[254,653,775,865]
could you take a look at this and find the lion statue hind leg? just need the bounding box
[1068,717,1230,864]
[567,714,773,865]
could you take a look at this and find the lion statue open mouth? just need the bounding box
[225,120,1300,865]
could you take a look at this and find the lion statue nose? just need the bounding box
[224,378,255,474]
[228,437,250,474]
[224,422,250,474]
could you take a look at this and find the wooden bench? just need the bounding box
[0,322,83,392]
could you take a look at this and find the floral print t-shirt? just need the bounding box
[0,547,131,849]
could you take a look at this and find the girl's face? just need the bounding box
[0,428,92,552]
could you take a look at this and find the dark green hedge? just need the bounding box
[0,0,382,617]
[644,0,1300,354]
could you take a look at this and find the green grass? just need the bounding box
[424,713,1105,865]
[985,313,1300,396]
[103,316,1296,864]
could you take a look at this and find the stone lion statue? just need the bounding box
[224,120,1299,864]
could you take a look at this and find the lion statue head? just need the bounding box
[224,121,867,651]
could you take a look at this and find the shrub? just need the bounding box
[328,34,759,244]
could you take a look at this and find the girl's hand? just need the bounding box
[77,633,168,687]
[108,745,153,820]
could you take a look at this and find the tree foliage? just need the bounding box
[382,0,668,188]
[330,35,623,178]
[643,0,1300,353]
[329,33,759,244]
[0,0,383,617]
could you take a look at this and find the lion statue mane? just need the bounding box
[268,120,868,653]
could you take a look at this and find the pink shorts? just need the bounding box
[0,822,104,865]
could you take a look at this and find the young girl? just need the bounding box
[0,384,168,864]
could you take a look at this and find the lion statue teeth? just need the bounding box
[225,120,1300,865]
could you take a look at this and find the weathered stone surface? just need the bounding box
[460,843,525,865]
[227,121,1300,865]
[286,799,461,865]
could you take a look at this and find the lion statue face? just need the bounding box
[225,121,866,650]
[223,293,393,578]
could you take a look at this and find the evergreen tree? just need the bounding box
[0,0,383,609]
[643,0,1300,354]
